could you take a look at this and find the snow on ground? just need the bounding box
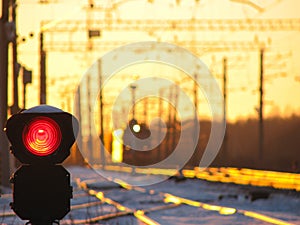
[1,166,300,225]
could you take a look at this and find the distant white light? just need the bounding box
[133,124,140,133]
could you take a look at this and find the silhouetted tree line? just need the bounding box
[210,115,300,172]
[66,115,300,173]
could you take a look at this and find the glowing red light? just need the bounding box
[22,116,62,156]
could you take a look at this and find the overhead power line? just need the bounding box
[41,18,300,32]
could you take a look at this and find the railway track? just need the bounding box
[1,167,299,225]
[69,174,296,225]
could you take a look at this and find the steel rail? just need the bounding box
[100,174,296,225]
[76,179,170,225]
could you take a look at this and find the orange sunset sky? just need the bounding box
[6,0,300,122]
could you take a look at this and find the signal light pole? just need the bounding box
[98,60,105,168]
[259,48,264,160]
[222,57,228,162]
[11,0,21,114]
[40,32,46,104]
[5,105,78,224]
[0,0,10,187]
[130,83,137,120]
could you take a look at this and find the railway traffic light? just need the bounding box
[5,105,78,224]
[124,119,151,150]
[129,118,139,134]
[128,119,150,139]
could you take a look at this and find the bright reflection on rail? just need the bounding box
[240,210,294,225]
[105,165,300,191]
[164,194,236,215]
[195,167,300,191]
[134,210,160,225]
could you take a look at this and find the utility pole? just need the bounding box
[222,57,228,161]
[22,71,27,109]
[0,0,11,187]
[172,85,179,153]
[193,73,198,117]
[168,86,174,155]
[193,73,199,156]
[129,83,137,174]
[259,49,264,160]
[130,84,137,120]
[86,74,93,163]
[98,60,105,169]
[11,0,20,114]
[75,86,83,164]
[157,89,163,162]
[40,32,46,104]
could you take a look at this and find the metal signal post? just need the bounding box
[0,0,10,187]
[5,105,78,225]
[259,49,264,159]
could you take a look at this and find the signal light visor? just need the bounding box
[22,116,62,156]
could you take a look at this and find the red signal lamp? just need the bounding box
[5,105,78,164]
[22,116,62,156]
